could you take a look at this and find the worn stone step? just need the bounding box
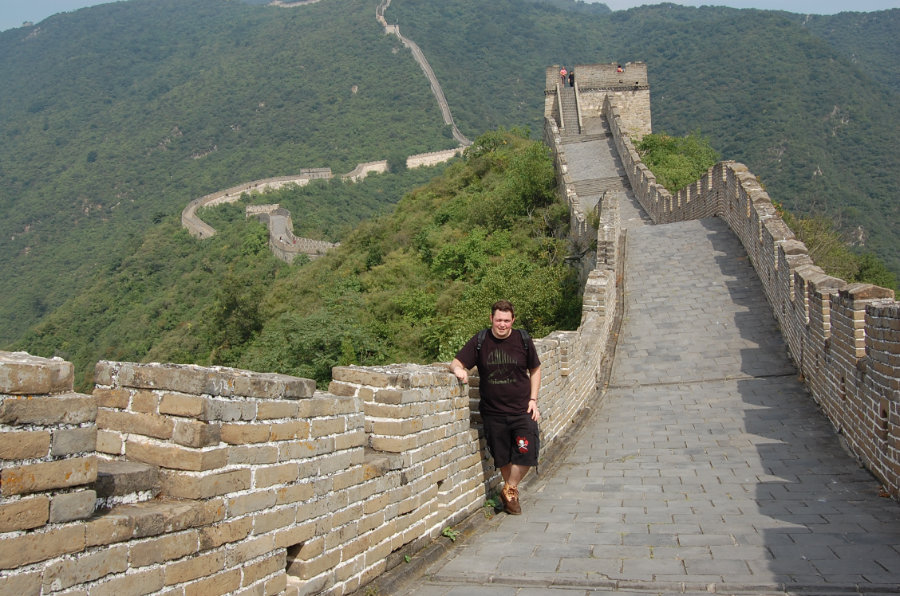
[558,86,581,134]
[94,459,160,506]
[572,177,631,196]
[560,132,610,144]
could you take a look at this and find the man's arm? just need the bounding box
[449,358,469,385]
[527,365,541,421]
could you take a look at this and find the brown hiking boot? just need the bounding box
[500,484,521,515]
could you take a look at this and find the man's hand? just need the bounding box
[449,359,469,385]
[528,366,541,421]
[527,399,541,422]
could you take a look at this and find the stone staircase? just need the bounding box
[571,176,631,196]
[558,85,580,134]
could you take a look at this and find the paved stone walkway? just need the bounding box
[383,127,900,596]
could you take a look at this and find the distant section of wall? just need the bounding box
[377,0,472,147]
[179,0,469,262]
[182,170,332,239]
[340,161,388,182]
[542,118,604,283]
[407,147,464,169]
[605,95,900,499]
[247,205,338,264]
[183,149,464,264]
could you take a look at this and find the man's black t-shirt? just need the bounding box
[455,329,540,416]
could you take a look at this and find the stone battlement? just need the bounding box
[545,61,651,141]
[603,94,900,498]
[545,61,649,92]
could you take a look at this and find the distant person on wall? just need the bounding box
[560,67,567,86]
[449,300,542,515]
[616,64,624,73]
[568,70,575,87]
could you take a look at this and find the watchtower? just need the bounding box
[545,61,651,139]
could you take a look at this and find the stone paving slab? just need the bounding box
[562,136,624,184]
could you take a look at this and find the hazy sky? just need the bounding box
[0,0,897,32]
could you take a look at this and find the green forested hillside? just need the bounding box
[18,131,581,389]
[1,0,897,386]
[389,0,899,276]
[0,0,455,343]
[797,10,900,94]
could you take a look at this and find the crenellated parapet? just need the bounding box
[605,95,900,498]
[0,353,98,540]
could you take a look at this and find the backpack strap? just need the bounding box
[475,328,489,359]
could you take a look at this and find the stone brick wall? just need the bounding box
[183,150,462,260]
[3,59,768,595]
[0,354,97,543]
[247,206,339,264]
[340,161,388,183]
[406,148,464,169]
[0,173,622,596]
[543,118,592,258]
[606,96,900,498]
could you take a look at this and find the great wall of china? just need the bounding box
[180,148,462,263]
[2,4,898,596]
[181,0,469,263]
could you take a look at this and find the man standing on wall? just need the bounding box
[449,300,541,515]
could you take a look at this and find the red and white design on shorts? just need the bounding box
[516,436,529,453]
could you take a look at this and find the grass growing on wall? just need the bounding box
[635,131,719,193]
[636,130,896,291]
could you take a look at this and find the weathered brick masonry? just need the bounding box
[0,252,619,596]
[0,123,621,595]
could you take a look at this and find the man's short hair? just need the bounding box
[491,300,515,318]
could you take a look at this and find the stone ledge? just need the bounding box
[86,497,225,546]
[0,351,74,395]
[94,459,160,500]
[94,361,316,399]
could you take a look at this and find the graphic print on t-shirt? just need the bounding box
[485,347,518,386]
